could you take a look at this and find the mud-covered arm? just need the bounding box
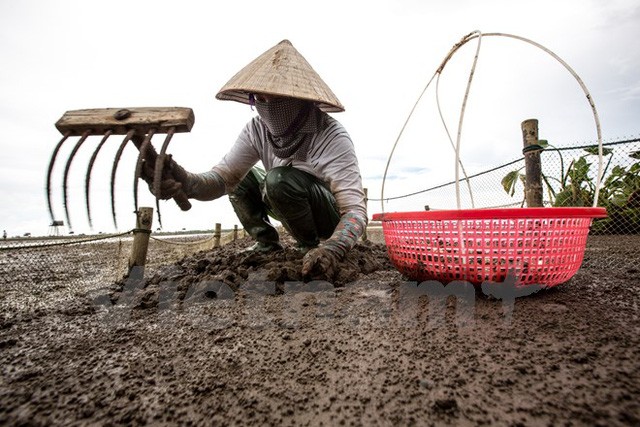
[312,124,368,259]
[301,210,367,280]
[302,123,368,278]
[320,211,367,259]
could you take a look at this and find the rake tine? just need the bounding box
[62,130,92,231]
[133,129,156,215]
[155,194,162,230]
[46,130,72,223]
[110,129,136,230]
[84,130,113,229]
[153,127,176,228]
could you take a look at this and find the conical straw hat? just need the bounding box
[216,40,345,113]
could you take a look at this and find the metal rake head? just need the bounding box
[47,107,195,231]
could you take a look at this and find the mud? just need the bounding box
[1,235,639,426]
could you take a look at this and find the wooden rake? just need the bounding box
[47,107,194,231]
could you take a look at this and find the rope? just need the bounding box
[369,137,639,202]
[552,137,639,151]
[149,233,216,246]
[370,157,524,202]
[132,228,152,234]
[0,230,133,252]
[522,144,546,154]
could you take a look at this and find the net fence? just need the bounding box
[371,137,640,235]
[0,228,243,319]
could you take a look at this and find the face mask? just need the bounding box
[255,97,310,137]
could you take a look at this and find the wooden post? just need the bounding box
[233,224,238,241]
[128,207,154,278]
[362,188,369,242]
[214,223,221,248]
[521,119,544,207]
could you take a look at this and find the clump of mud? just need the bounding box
[111,236,394,310]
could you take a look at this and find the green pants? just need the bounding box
[228,166,341,247]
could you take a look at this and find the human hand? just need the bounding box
[140,154,191,200]
[302,247,340,281]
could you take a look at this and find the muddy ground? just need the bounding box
[0,234,639,426]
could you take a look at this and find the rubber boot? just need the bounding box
[263,166,340,249]
[228,168,282,252]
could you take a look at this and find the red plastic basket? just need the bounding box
[372,207,607,287]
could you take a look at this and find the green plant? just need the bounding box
[501,140,557,206]
[590,150,640,234]
[502,145,640,234]
[552,156,594,207]
[501,142,615,207]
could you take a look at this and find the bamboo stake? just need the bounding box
[214,223,222,248]
[521,119,543,207]
[128,207,154,278]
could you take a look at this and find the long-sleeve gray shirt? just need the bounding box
[212,114,367,220]
[186,113,368,256]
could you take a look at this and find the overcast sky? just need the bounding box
[1,0,638,236]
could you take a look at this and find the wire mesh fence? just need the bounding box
[0,227,243,320]
[0,233,128,319]
[371,137,640,235]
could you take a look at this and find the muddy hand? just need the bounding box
[141,154,190,200]
[302,247,340,281]
[133,133,192,210]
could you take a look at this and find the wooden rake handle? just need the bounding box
[55,107,195,136]
[56,107,195,211]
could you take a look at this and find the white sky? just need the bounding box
[1,0,639,236]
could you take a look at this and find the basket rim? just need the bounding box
[372,207,607,221]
